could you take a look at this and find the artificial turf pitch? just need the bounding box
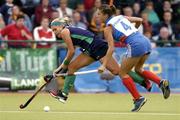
[0,93,179,120]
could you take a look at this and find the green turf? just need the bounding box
[0,93,179,120]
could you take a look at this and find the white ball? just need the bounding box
[43,106,50,112]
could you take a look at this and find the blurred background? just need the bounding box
[0,0,180,93]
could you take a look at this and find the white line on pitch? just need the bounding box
[0,111,180,116]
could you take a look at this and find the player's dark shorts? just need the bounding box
[81,37,108,61]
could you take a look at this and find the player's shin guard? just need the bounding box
[62,75,76,95]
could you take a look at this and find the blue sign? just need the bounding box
[58,48,180,93]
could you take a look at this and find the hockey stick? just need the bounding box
[19,82,48,109]
[56,69,98,77]
[19,69,98,109]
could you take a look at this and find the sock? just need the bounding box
[122,77,141,100]
[128,71,151,90]
[62,75,76,95]
[141,70,160,85]
[128,71,144,85]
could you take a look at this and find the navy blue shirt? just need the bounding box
[0,4,13,24]
[67,26,107,51]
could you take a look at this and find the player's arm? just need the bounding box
[54,28,75,75]
[125,16,143,28]
[99,25,114,72]
[61,28,75,63]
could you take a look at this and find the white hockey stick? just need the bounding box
[56,69,98,77]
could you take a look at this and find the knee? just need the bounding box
[119,69,129,78]
[67,64,77,74]
[134,68,142,75]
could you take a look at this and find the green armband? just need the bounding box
[63,60,70,65]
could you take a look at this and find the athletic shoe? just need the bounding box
[159,79,170,99]
[57,91,68,103]
[131,96,147,112]
[48,90,58,98]
[49,90,68,103]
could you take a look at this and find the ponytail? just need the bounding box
[63,17,72,26]
[100,4,116,17]
[110,5,116,15]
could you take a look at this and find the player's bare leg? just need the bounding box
[50,53,95,103]
[100,57,151,90]
[119,56,147,112]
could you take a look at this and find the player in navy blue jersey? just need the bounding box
[49,17,151,111]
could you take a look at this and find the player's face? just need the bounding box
[97,9,105,22]
[51,26,64,37]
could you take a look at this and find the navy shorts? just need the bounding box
[81,44,108,61]
[125,32,152,57]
